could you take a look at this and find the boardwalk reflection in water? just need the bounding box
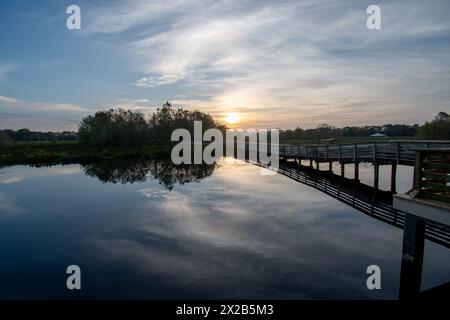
[274,160,450,248]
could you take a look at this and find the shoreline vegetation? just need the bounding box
[0,142,171,166]
[0,101,222,166]
[1,104,449,167]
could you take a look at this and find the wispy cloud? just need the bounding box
[0,62,17,82]
[1,1,449,130]
[0,95,88,112]
[79,0,450,128]
[82,0,209,35]
[0,95,88,130]
[112,98,158,113]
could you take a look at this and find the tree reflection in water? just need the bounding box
[81,160,217,190]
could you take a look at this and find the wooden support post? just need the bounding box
[315,148,318,166]
[413,151,423,191]
[374,163,379,191]
[353,144,358,182]
[399,214,425,300]
[391,163,397,194]
[373,142,377,163]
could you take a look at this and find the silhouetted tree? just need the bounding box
[78,108,150,146]
[0,131,12,146]
[416,111,450,139]
[78,102,223,147]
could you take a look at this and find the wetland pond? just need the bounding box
[0,158,449,299]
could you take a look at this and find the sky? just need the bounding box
[0,0,450,131]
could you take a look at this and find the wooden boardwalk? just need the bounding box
[250,143,450,299]
[277,140,450,194]
[252,142,450,299]
[279,141,450,165]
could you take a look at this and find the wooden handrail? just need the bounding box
[412,149,450,204]
[275,141,450,166]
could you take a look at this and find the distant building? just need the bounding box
[370,133,387,138]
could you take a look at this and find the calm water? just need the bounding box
[0,159,449,299]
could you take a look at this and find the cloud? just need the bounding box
[110,98,158,113]
[82,0,209,35]
[81,1,450,128]
[0,95,88,112]
[134,75,186,87]
[0,62,17,82]
[0,96,88,130]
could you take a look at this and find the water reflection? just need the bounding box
[82,160,217,190]
[0,160,449,299]
[0,165,80,185]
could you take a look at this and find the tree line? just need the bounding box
[0,129,77,145]
[77,101,226,146]
[279,123,420,141]
[415,112,450,140]
[280,111,449,141]
[1,106,448,147]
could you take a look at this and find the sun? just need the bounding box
[225,113,240,125]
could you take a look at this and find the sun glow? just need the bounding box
[225,113,240,125]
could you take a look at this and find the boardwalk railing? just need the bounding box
[279,141,450,165]
[412,148,450,204]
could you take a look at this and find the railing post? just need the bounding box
[396,142,400,164]
[315,147,318,168]
[399,214,425,300]
[354,144,359,182]
[391,162,397,194]
[374,163,379,191]
[373,142,377,163]
[413,150,423,192]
